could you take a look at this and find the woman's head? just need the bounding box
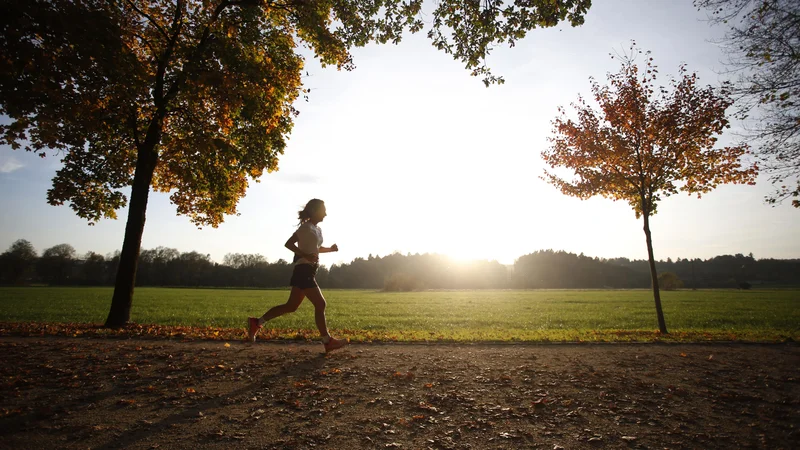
[298,198,326,224]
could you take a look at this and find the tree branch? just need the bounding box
[154,0,185,107]
[131,31,160,59]
[164,0,240,103]
[130,110,141,149]
[123,0,170,40]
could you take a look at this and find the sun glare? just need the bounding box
[431,219,518,265]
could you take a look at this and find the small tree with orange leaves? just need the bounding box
[541,46,758,333]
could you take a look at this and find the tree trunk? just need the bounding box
[104,139,160,328]
[642,213,668,333]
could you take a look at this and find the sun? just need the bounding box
[434,224,517,265]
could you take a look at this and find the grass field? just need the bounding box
[0,287,797,342]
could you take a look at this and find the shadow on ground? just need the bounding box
[0,337,797,449]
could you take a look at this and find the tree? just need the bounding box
[223,253,266,269]
[0,239,38,285]
[222,252,268,286]
[541,45,758,333]
[138,246,180,285]
[657,272,684,291]
[384,273,421,292]
[170,251,214,286]
[38,244,78,285]
[0,0,592,327]
[80,252,109,285]
[695,0,800,207]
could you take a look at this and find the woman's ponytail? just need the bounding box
[298,198,324,224]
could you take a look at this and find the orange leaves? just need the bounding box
[391,371,415,381]
[0,321,249,342]
[542,44,758,218]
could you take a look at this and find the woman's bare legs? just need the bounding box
[259,287,305,324]
[302,286,329,338]
[250,285,344,351]
[304,287,347,352]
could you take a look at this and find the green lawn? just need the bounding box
[0,287,797,342]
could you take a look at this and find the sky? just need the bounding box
[0,0,798,266]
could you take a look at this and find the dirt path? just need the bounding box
[0,337,797,449]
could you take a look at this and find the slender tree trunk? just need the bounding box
[104,135,160,328]
[642,213,668,333]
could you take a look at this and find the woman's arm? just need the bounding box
[285,233,319,263]
[319,244,339,254]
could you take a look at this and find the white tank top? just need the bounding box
[294,221,323,265]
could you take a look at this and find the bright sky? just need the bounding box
[0,0,798,266]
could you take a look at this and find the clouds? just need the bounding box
[0,153,24,174]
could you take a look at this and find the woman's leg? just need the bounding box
[302,286,329,338]
[259,287,305,324]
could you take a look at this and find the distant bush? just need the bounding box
[383,273,420,292]
[739,281,752,290]
[658,272,684,291]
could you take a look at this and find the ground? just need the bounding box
[0,337,797,449]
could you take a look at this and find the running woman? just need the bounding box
[247,199,347,352]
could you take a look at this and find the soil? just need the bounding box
[0,337,797,449]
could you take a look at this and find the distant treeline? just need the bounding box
[1,240,798,289]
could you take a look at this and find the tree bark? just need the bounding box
[642,212,668,334]
[104,134,160,328]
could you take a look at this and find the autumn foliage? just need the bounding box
[0,0,593,327]
[542,44,758,333]
[543,48,757,215]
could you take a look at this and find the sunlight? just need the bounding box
[428,212,520,265]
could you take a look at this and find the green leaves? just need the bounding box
[428,0,592,86]
[1,0,592,228]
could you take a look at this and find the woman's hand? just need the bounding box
[330,244,338,252]
[304,253,319,263]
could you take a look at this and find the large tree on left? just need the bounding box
[0,0,592,327]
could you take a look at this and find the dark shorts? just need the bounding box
[290,263,318,289]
